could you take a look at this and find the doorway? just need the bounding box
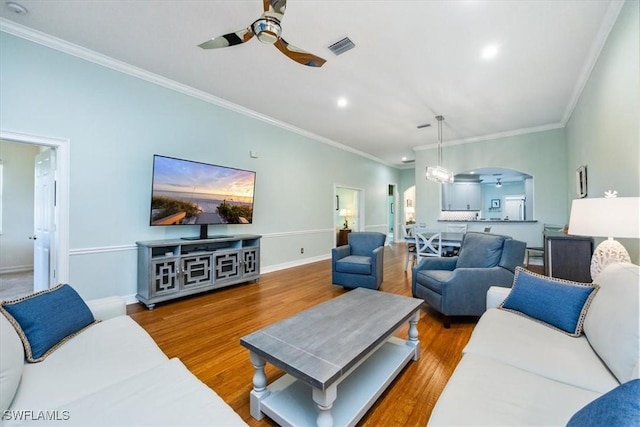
[387,184,397,243]
[334,185,363,247]
[0,130,69,299]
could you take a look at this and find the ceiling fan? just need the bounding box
[198,0,326,67]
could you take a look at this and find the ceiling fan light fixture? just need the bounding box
[252,18,281,44]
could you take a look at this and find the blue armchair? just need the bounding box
[412,232,526,327]
[332,232,387,290]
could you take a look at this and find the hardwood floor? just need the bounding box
[127,243,479,426]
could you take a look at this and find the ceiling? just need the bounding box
[0,1,621,167]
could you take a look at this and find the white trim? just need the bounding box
[261,228,334,239]
[561,1,625,125]
[0,265,33,274]
[0,130,70,286]
[69,244,137,256]
[413,123,564,151]
[0,19,393,169]
[261,254,331,274]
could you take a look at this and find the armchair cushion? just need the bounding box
[415,270,454,294]
[335,256,372,275]
[456,233,506,268]
[500,268,599,337]
[348,232,386,256]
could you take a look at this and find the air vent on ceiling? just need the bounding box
[417,123,431,129]
[402,159,415,164]
[328,37,355,56]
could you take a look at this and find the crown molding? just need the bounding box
[561,0,625,125]
[413,122,564,151]
[0,18,394,169]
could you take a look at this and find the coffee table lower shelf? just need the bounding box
[252,337,417,427]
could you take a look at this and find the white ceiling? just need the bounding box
[0,1,622,167]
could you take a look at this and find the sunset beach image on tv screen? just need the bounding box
[150,155,255,225]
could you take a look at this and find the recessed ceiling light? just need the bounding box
[481,44,499,60]
[337,97,348,108]
[6,1,27,14]
[402,156,408,161]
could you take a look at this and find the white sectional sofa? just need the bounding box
[428,262,640,426]
[1,294,247,426]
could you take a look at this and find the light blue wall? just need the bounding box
[0,33,399,299]
[415,128,568,247]
[566,0,639,263]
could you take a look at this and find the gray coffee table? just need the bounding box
[240,288,423,427]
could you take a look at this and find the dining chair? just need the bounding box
[446,224,468,233]
[415,228,442,259]
[403,224,417,271]
[444,224,467,255]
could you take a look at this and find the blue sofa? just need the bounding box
[332,232,386,290]
[412,232,526,327]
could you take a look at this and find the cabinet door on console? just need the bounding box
[181,254,214,290]
[214,251,242,282]
[151,258,180,297]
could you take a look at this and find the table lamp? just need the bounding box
[339,208,351,229]
[568,191,639,280]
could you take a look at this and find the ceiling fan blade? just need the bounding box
[274,38,326,67]
[264,0,287,20]
[198,27,254,49]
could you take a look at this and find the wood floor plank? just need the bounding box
[128,242,536,426]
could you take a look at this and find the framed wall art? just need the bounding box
[576,165,587,198]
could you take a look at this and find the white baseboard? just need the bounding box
[0,265,33,274]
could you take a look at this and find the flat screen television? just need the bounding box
[149,155,256,240]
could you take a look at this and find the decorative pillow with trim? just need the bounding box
[567,379,640,426]
[499,267,598,337]
[0,284,97,362]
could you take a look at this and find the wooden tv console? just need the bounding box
[136,234,261,309]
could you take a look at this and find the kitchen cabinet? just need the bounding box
[442,182,481,211]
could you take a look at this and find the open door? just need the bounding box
[334,186,363,246]
[33,148,56,292]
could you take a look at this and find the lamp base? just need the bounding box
[590,238,631,280]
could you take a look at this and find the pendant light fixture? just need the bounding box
[425,115,454,184]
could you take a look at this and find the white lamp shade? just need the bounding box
[568,197,639,238]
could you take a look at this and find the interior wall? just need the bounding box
[414,128,568,247]
[0,32,399,299]
[0,141,39,273]
[566,0,639,264]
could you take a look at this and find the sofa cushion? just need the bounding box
[0,284,97,362]
[566,379,640,427]
[0,314,23,414]
[499,267,598,337]
[427,353,601,426]
[9,358,247,426]
[583,262,640,384]
[456,233,505,268]
[335,256,372,275]
[9,315,168,412]
[464,309,619,394]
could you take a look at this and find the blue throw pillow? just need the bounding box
[0,284,96,362]
[567,379,640,426]
[499,267,598,337]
